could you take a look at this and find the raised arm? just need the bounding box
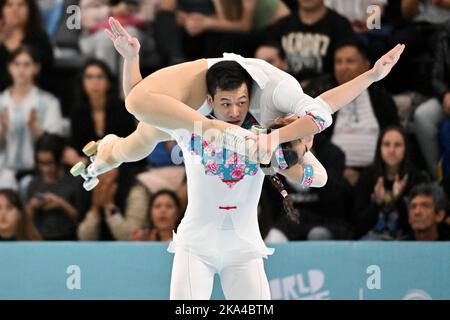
[105,17,143,97]
[256,44,405,162]
[319,44,405,113]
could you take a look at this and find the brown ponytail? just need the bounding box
[265,117,302,224]
[269,175,300,224]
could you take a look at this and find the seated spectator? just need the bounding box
[254,41,289,72]
[413,20,450,179]
[324,0,390,61]
[305,39,399,186]
[0,0,54,91]
[267,0,356,85]
[0,168,17,189]
[283,134,352,240]
[386,0,450,94]
[400,183,450,240]
[154,0,216,64]
[155,0,290,62]
[137,141,187,211]
[213,0,290,32]
[77,168,150,240]
[439,118,450,197]
[25,134,82,240]
[260,117,352,241]
[354,126,430,240]
[0,188,41,240]
[0,45,64,188]
[79,0,152,75]
[325,0,387,33]
[63,58,136,167]
[38,0,64,38]
[130,189,182,241]
[185,0,291,57]
[402,0,450,24]
[258,178,287,243]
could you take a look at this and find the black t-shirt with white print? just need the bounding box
[268,8,355,82]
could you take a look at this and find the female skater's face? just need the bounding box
[380,130,405,168]
[82,65,109,98]
[2,0,29,27]
[8,52,39,85]
[291,136,313,157]
[272,115,313,159]
[150,194,178,232]
[207,83,250,127]
[0,195,20,237]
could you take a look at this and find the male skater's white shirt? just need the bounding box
[198,53,334,130]
[167,129,274,259]
[168,54,334,259]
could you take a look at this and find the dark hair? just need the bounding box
[255,41,287,60]
[0,188,42,240]
[74,58,118,110]
[269,123,299,168]
[262,121,301,224]
[148,189,182,234]
[335,38,370,63]
[149,189,181,211]
[7,44,41,65]
[206,61,253,98]
[35,133,66,165]
[373,125,411,180]
[408,183,447,214]
[0,0,43,34]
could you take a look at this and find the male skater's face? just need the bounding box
[207,83,250,127]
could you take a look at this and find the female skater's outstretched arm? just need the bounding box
[105,17,143,97]
[90,18,173,175]
[271,44,406,146]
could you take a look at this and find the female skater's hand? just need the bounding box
[90,134,123,176]
[370,44,405,82]
[105,16,140,60]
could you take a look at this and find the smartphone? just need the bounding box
[34,192,45,200]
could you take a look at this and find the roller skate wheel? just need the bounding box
[70,162,86,177]
[82,141,98,157]
[83,178,99,191]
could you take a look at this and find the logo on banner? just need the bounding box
[269,269,330,300]
[403,289,432,300]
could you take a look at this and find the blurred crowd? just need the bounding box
[0,0,450,242]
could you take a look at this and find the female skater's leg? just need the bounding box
[124,59,254,145]
[91,122,171,174]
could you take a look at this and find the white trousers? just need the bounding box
[169,247,271,300]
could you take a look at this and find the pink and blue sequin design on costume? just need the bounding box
[190,135,259,188]
[188,113,289,188]
[306,112,327,132]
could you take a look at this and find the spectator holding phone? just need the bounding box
[25,134,82,240]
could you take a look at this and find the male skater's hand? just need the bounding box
[105,16,141,60]
[250,132,279,165]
